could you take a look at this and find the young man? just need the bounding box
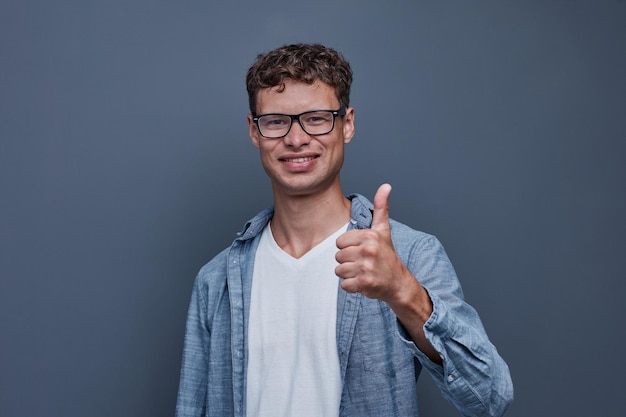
[176,43,513,417]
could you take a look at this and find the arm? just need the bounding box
[400,234,513,417]
[384,268,442,364]
[175,275,209,417]
[335,184,513,417]
[336,185,439,361]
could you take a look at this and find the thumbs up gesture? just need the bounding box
[336,184,440,362]
[335,184,412,304]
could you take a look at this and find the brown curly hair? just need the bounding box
[246,43,353,114]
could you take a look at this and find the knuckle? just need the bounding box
[362,244,380,258]
[363,230,378,240]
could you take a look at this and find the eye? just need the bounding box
[260,115,289,129]
[302,112,332,125]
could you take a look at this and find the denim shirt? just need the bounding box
[176,194,513,417]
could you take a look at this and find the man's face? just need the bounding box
[248,79,355,198]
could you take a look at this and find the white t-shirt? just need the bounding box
[246,222,348,417]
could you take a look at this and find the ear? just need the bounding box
[342,107,355,144]
[248,114,260,148]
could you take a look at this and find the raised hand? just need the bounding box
[336,184,440,362]
[335,183,411,304]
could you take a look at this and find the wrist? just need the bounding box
[387,268,433,325]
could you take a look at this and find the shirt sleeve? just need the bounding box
[175,274,210,417]
[397,235,514,417]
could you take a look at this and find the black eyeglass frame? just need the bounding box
[252,106,347,139]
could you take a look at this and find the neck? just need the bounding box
[270,186,351,259]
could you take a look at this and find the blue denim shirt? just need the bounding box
[176,194,513,417]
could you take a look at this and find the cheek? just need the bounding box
[331,139,347,155]
[257,143,277,164]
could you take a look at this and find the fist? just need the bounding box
[335,184,409,303]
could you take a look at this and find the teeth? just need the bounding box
[285,157,314,162]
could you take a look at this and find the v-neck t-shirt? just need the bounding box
[246,222,348,417]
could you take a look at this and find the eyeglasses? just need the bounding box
[252,106,346,139]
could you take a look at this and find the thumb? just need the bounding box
[372,183,392,231]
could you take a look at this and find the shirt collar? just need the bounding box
[235,193,374,240]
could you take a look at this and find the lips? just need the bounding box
[279,153,319,162]
[278,154,319,172]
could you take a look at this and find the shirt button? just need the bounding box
[447,374,455,382]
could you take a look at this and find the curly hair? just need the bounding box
[246,43,353,114]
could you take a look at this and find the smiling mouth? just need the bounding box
[282,156,317,163]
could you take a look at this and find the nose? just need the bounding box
[283,120,311,148]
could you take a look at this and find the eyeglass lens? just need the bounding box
[258,111,335,138]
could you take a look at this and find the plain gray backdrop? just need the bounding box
[1,1,625,416]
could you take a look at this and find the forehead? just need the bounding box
[255,79,339,114]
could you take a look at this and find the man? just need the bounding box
[176,43,513,417]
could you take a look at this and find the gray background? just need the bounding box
[1,1,624,416]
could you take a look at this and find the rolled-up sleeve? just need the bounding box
[398,235,514,417]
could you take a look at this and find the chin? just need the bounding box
[272,176,338,198]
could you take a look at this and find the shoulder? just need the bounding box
[195,247,230,288]
[389,218,432,243]
[196,206,273,283]
[389,218,441,259]
[388,219,456,284]
[348,192,444,257]
[195,208,272,288]
[198,247,230,274]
